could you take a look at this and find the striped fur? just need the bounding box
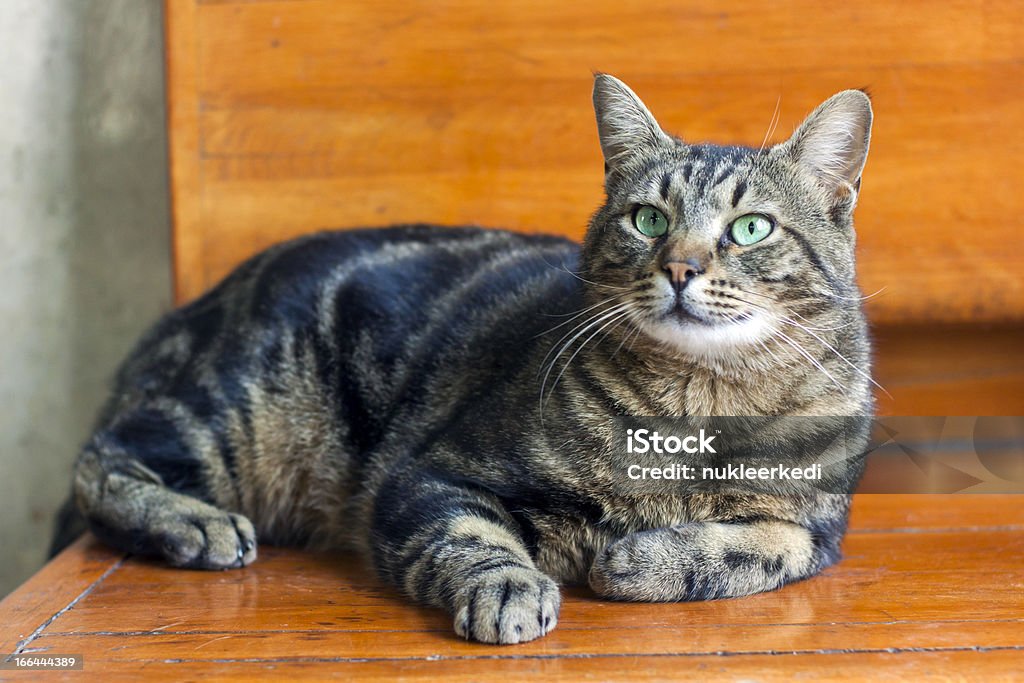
[54,76,874,644]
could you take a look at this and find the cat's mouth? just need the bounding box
[642,300,769,359]
[665,300,715,327]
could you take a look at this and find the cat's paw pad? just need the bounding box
[453,567,560,644]
[153,509,257,570]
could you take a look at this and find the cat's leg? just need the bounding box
[73,429,257,569]
[588,519,839,601]
[370,471,560,644]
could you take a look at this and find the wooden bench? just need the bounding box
[2,0,1022,678]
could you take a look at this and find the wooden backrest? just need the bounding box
[166,0,1023,324]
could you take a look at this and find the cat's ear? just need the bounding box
[782,90,873,197]
[592,74,673,171]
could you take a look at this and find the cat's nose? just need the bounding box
[663,258,705,292]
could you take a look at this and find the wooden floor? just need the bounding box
[2,494,1022,681]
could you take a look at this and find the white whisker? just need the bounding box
[611,310,645,359]
[541,307,634,413]
[772,327,847,391]
[757,337,786,367]
[539,254,630,292]
[538,300,634,372]
[535,291,631,336]
[757,95,782,156]
[729,288,858,332]
[778,317,891,398]
[539,303,635,411]
[827,286,887,302]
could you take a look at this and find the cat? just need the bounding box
[53,74,874,644]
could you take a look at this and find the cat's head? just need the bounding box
[582,74,872,365]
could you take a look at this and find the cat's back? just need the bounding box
[108,225,581,419]
[239,225,580,336]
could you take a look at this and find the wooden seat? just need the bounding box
[2,495,1022,680]
[2,0,1021,678]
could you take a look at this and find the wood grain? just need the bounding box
[849,494,1024,531]
[0,536,123,656]
[22,651,1024,683]
[872,325,1024,415]
[2,495,1023,680]
[30,620,1024,664]
[167,0,1024,325]
[164,0,204,311]
[41,532,1024,635]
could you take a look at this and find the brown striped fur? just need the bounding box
[55,75,874,643]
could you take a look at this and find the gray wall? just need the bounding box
[0,0,171,597]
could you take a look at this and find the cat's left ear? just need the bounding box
[781,90,873,200]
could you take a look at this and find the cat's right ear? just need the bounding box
[592,74,672,173]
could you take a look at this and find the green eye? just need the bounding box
[730,214,773,246]
[633,205,669,238]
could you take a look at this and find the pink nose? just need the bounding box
[663,258,705,289]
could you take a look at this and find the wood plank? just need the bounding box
[165,0,205,304]
[187,63,1024,325]
[164,0,1024,327]
[0,536,124,656]
[872,325,1024,415]
[45,531,1024,636]
[3,494,1023,679]
[849,494,1024,532]
[22,650,1024,683]
[30,619,1024,663]
[195,0,1023,102]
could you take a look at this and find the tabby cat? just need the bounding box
[54,75,874,644]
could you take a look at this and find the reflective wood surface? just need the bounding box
[2,494,1022,680]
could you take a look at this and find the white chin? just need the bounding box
[640,313,769,360]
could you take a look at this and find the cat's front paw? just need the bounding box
[452,566,560,644]
[154,508,257,570]
[589,529,684,601]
